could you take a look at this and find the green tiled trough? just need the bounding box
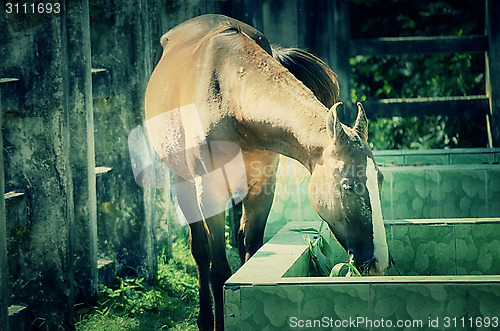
[229,149,500,330]
[225,220,500,330]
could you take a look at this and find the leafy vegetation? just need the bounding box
[75,230,199,331]
[76,226,241,331]
[350,0,488,149]
[294,227,363,277]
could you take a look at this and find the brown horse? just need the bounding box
[145,14,388,331]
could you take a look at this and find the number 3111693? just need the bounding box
[6,3,61,14]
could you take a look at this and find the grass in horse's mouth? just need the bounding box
[293,227,363,277]
[330,253,363,277]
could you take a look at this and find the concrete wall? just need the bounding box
[66,0,99,306]
[263,0,298,47]
[89,0,163,280]
[0,3,77,328]
[0,78,9,331]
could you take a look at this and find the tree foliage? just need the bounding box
[349,0,488,149]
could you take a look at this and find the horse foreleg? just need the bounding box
[204,212,232,331]
[239,152,279,263]
[188,220,214,330]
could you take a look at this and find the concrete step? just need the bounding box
[8,304,30,331]
[4,191,27,231]
[91,68,109,99]
[97,258,115,286]
[0,78,20,112]
[96,166,113,202]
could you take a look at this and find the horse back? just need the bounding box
[146,14,272,119]
[156,15,272,67]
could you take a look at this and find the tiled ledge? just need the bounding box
[225,220,500,330]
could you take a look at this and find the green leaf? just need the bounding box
[290,228,319,234]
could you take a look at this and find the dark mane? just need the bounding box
[272,46,339,108]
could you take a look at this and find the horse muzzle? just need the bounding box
[351,254,387,276]
[366,257,388,275]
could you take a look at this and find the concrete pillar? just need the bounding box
[160,0,220,32]
[297,0,333,64]
[90,0,163,280]
[330,0,353,124]
[219,0,264,31]
[263,0,298,47]
[1,6,76,329]
[65,0,98,304]
[0,78,9,331]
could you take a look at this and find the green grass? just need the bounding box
[75,232,200,331]
[76,226,242,331]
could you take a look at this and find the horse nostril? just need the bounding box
[361,257,378,275]
[369,257,377,269]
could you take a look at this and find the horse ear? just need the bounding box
[354,102,368,142]
[328,102,348,144]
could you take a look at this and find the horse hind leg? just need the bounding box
[204,211,232,330]
[188,220,214,330]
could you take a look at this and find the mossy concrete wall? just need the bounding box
[89,0,163,280]
[1,12,75,331]
[66,0,99,306]
[0,79,8,331]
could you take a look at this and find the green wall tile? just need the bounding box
[225,287,241,331]
[487,170,500,217]
[228,219,500,330]
[385,224,399,276]
[370,284,443,328]
[381,171,394,220]
[374,149,500,166]
[390,224,456,276]
[424,170,440,218]
[380,166,497,219]
[298,284,370,330]
[240,286,300,329]
[375,155,405,166]
[266,154,499,241]
[438,170,463,218]
[405,154,448,165]
[391,171,427,219]
[442,284,500,330]
[456,223,500,275]
[450,153,495,165]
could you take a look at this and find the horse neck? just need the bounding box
[232,54,331,173]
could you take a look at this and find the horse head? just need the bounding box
[309,102,389,275]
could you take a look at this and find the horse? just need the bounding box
[144,14,389,331]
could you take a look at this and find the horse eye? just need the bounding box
[342,183,353,191]
[341,179,354,192]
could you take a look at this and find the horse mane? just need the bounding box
[272,46,339,108]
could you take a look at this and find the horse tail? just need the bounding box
[272,46,339,108]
